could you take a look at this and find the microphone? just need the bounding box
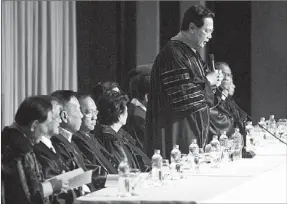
[209,54,216,72]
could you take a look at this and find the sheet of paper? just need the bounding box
[68,170,93,189]
[46,168,84,182]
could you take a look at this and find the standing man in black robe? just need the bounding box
[146,5,223,158]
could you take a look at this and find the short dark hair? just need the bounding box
[181,5,215,31]
[129,74,150,100]
[76,92,93,102]
[15,95,54,126]
[51,90,77,106]
[92,81,121,102]
[97,90,129,126]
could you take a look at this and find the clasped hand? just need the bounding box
[206,70,224,87]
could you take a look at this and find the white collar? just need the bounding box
[131,98,146,112]
[40,136,56,153]
[59,127,73,143]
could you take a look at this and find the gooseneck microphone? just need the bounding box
[219,88,287,146]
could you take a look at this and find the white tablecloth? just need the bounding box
[74,142,287,204]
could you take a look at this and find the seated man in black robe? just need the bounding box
[34,97,80,204]
[51,90,107,192]
[124,74,150,150]
[72,93,118,174]
[210,62,247,143]
[96,90,151,172]
[2,95,67,204]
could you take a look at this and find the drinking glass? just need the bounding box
[162,159,170,180]
[129,168,141,196]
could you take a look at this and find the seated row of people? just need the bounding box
[2,83,151,204]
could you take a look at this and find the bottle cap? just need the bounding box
[154,149,160,154]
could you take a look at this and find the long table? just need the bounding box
[74,142,287,204]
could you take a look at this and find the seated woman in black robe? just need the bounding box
[1,95,68,204]
[96,90,151,172]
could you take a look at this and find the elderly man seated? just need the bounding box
[72,93,118,174]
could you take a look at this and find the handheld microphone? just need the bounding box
[209,54,216,72]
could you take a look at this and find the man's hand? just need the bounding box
[206,70,223,86]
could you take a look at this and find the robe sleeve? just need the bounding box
[159,48,209,113]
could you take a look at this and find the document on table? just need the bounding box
[46,168,93,189]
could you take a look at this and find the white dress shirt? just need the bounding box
[40,136,56,153]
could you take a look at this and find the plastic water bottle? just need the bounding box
[231,128,244,160]
[118,159,131,197]
[210,135,220,151]
[170,145,181,179]
[151,149,163,186]
[188,139,200,170]
[245,121,255,146]
[219,131,228,148]
[267,115,276,139]
[258,117,267,140]
[219,131,229,162]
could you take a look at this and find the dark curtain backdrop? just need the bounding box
[207,1,251,116]
[76,1,252,115]
[76,1,136,94]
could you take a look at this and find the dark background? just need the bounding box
[76,1,287,121]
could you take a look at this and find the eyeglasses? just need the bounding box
[202,28,214,35]
[223,72,233,78]
[83,110,98,118]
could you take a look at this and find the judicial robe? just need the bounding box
[208,90,235,141]
[221,96,248,146]
[72,131,118,174]
[146,40,214,159]
[96,125,151,172]
[34,141,79,204]
[1,126,50,204]
[125,102,146,150]
[51,134,106,191]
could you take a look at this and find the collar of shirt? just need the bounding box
[78,130,91,138]
[171,31,197,53]
[40,136,56,153]
[131,98,146,112]
[59,127,73,143]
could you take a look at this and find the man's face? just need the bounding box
[80,97,98,132]
[229,83,235,96]
[63,97,83,132]
[33,106,61,143]
[193,17,214,48]
[119,105,128,126]
[47,102,62,136]
[220,65,233,85]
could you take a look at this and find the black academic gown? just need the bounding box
[208,90,235,142]
[72,131,118,174]
[34,141,80,204]
[125,102,146,150]
[97,125,151,172]
[146,40,215,159]
[51,134,106,191]
[1,126,50,204]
